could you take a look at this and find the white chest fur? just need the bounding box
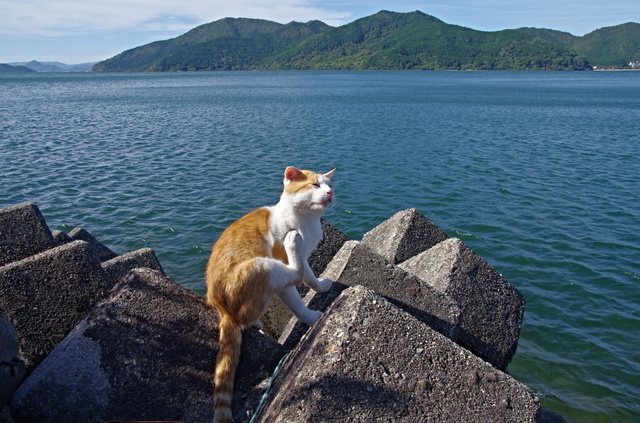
[267,205,322,259]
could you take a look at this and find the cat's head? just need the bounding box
[282,166,336,214]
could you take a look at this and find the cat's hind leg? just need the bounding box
[259,231,305,295]
[283,230,304,275]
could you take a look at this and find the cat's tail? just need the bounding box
[214,314,242,423]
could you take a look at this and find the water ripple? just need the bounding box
[2,71,640,422]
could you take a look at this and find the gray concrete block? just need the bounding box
[101,248,165,288]
[0,203,57,267]
[361,208,448,264]
[308,218,349,277]
[0,359,24,412]
[0,311,19,363]
[68,227,117,262]
[10,268,286,423]
[256,286,545,423]
[325,241,461,338]
[0,406,16,423]
[278,241,461,351]
[278,281,349,352]
[399,237,525,370]
[51,230,72,245]
[0,312,25,409]
[0,240,110,373]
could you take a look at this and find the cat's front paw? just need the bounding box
[314,278,333,293]
[284,230,301,251]
[301,309,323,326]
[284,230,302,258]
[284,230,303,272]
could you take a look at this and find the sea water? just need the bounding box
[1,70,639,422]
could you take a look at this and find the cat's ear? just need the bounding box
[324,168,336,179]
[284,166,304,183]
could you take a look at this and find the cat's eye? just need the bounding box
[312,183,321,188]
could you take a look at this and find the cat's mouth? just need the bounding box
[314,198,333,208]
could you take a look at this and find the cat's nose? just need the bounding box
[326,189,333,196]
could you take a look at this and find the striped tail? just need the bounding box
[213,314,242,423]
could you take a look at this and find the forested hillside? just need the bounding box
[93,11,639,72]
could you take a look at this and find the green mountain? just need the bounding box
[93,10,637,72]
[93,17,329,72]
[572,22,640,68]
[517,28,578,48]
[520,23,640,68]
[262,11,589,70]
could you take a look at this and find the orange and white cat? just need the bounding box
[206,166,336,423]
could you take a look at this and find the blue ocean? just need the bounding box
[1,71,639,422]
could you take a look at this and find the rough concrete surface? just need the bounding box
[51,230,72,245]
[0,311,20,364]
[279,240,461,351]
[400,237,525,370]
[0,311,24,409]
[0,240,110,373]
[0,406,15,423]
[361,208,448,264]
[257,286,544,423]
[308,218,349,276]
[67,227,118,262]
[101,247,165,288]
[0,203,56,267]
[0,202,564,422]
[278,281,348,352]
[322,240,461,338]
[10,268,286,423]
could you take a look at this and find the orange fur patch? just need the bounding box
[206,208,280,339]
[284,170,322,195]
[207,207,278,423]
[271,241,288,264]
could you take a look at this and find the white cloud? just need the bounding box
[2,0,637,38]
[0,0,352,36]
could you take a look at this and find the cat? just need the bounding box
[206,166,336,423]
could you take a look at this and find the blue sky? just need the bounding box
[1,1,638,64]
